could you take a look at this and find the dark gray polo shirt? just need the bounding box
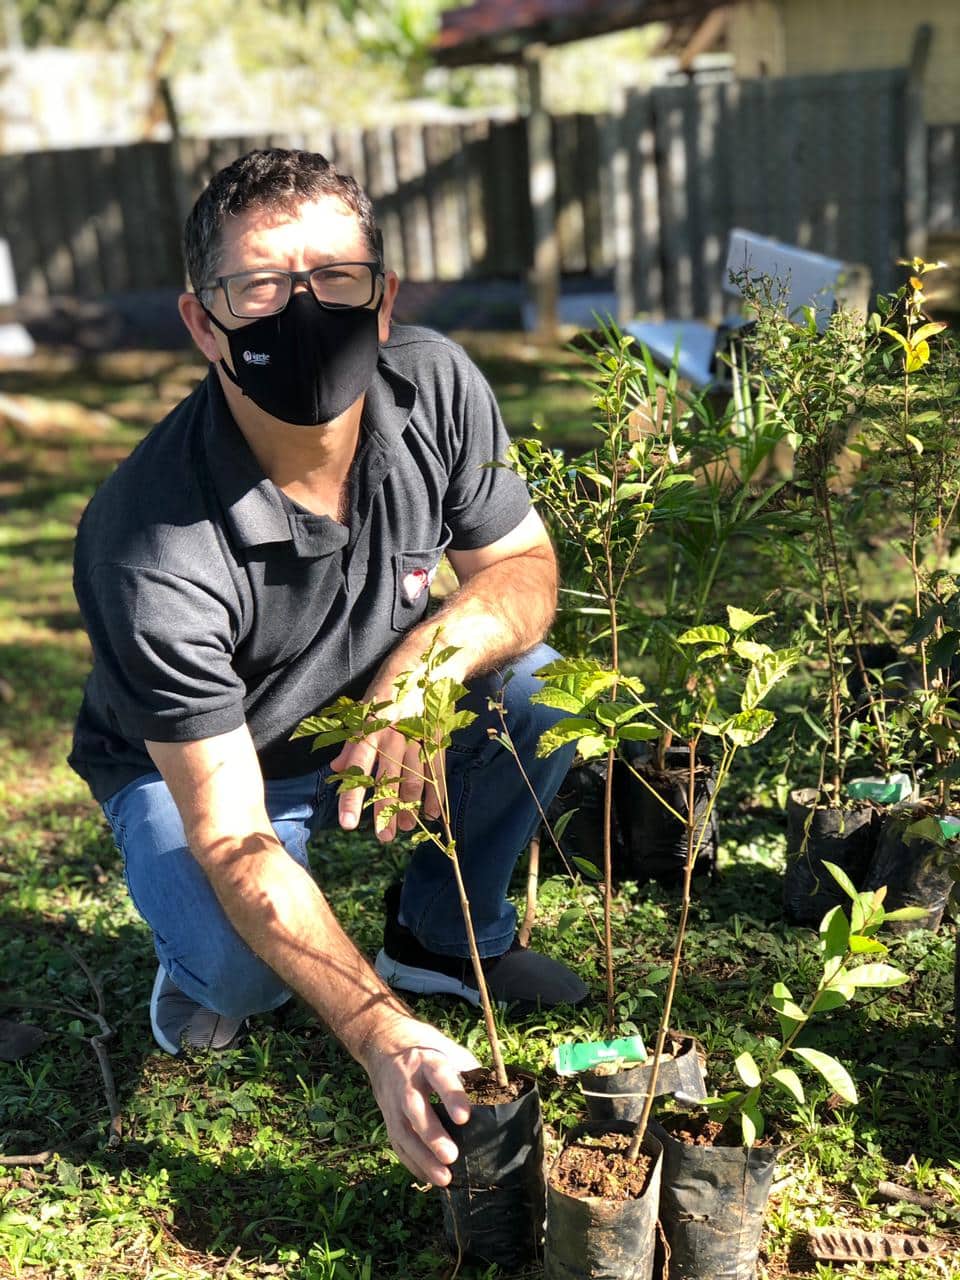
[70,324,531,802]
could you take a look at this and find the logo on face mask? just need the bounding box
[206,290,382,426]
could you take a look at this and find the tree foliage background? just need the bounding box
[6,0,668,130]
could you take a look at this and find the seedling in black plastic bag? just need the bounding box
[696,860,925,1146]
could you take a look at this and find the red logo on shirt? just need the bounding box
[402,566,434,603]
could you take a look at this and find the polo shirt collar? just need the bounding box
[201,359,417,556]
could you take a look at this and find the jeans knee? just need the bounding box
[175,950,289,1018]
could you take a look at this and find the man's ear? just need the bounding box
[178,292,222,363]
[378,271,399,343]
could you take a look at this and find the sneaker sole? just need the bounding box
[149,964,183,1056]
[375,949,486,1008]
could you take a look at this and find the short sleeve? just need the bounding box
[442,358,531,551]
[82,562,246,743]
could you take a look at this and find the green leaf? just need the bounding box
[809,986,851,1013]
[557,907,586,935]
[791,1047,858,1103]
[741,651,798,711]
[905,816,945,845]
[821,860,859,902]
[571,856,602,880]
[735,1050,761,1088]
[692,644,728,660]
[726,606,772,635]
[553,809,577,842]
[913,320,948,343]
[880,325,910,354]
[330,767,376,792]
[819,906,850,960]
[844,963,909,988]
[732,639,773,663]
[740,1106,759,1148]
[644,966,671,985]
[770,988,807,1025]
[530,687,588,714]
[771,1068,805,1105]
[617,722,661,741]
[801,709,831,742]
[928,630,960,672]
[614,482,649,502]
[882,905,930,922]
[536,717,605,757]
[677,624,730,646]
[304,726,351,749]
[847,934,887,955]
[723,708,776,747]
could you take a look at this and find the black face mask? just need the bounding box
[205,290,381,426]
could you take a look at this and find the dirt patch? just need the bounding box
[551,1129,654,1201]
[461,1066,528,1106]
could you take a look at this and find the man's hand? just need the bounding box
[360,1016,480,1185]
[331,725,442,842]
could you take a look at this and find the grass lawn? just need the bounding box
[1,341,958,1279]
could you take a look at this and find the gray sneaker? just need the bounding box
[149,965,246,1056]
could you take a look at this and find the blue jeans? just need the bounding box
[102,644,573,1019]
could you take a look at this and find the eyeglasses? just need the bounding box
[204,262,383,319]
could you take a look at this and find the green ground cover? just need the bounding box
[0,340,958,1279]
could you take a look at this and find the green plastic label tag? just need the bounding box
[553,1035,647,1076]
[847,773,912,805]
[938,816,960,840]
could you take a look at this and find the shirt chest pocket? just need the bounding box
[391,530,452,631]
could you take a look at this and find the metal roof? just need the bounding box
[433,0,730,66]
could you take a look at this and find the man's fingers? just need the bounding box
[391,1120,454,1187]
[394,740,426,834]
[424,1057,473,1128]
[333,740,377,830]
[402,1084,461,1167]
[422,749,444,821]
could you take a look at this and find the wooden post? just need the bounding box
[607,93,635,324]
[903,22,932,263]
[524,45,558,338]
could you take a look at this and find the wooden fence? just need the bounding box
[0,67,954,319]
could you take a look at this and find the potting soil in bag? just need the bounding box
[436,1069,545,1269]
[649,1118,776,1280]
[544,1125,663,1280]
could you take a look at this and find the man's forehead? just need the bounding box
[221,196,367,266]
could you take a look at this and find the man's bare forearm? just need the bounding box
[199,833,412,1058]
[371,544,557,701]
[145,733,414,1066]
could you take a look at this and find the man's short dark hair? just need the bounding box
[183,148,381,300]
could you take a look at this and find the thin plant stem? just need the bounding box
[815,551,843,800]
[518,833,540,949]
[627,737,729,1162]
[368,729,510,1088]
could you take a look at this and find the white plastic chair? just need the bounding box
[624,229,870,390]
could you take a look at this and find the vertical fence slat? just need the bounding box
[393,123,434,282]
[461,119,489,272]
[928,125,960,233]
[553,114,585,273]
[627,90,662,316]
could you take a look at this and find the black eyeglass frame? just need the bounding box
[202,261,385,319]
